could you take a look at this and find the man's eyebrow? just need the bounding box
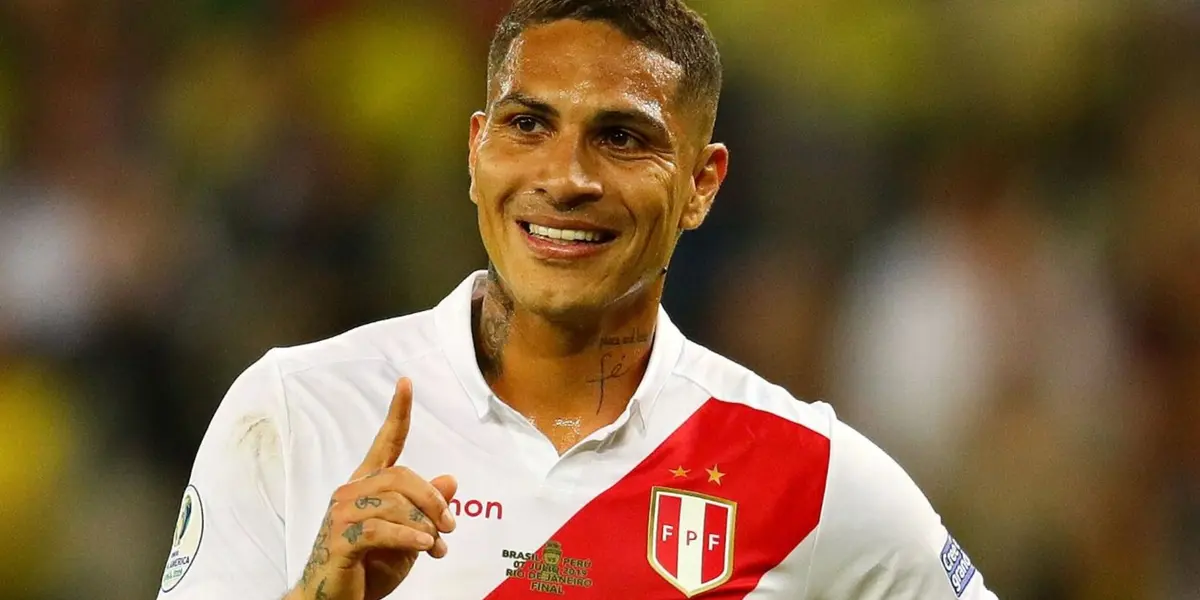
[594,108,672,143]
[493,92,559,118]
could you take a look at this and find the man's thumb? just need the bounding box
[431,474,458,502]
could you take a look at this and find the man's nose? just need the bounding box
[534,133,603,209]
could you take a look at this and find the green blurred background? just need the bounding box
[0,1,1197,598]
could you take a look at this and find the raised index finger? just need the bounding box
[353,377,413,479]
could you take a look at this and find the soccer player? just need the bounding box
[157,1,998,598]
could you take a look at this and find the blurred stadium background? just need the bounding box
[0,1,1197,598]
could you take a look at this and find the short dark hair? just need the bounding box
[487,0,723,136]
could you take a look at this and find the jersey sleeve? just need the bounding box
[806,419,998,600]
[156,350,291,599]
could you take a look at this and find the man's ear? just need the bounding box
[468,111,487,206]
[679,143,729,231]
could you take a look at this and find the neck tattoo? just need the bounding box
[476,266,515,385]
[473,267,656,417]
[586,326,652,415]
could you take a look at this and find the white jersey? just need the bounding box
[157,271,997,599]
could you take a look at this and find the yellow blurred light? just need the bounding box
[295,6,477,174]
[0,360,74,588]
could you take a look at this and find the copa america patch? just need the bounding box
[161,485,204,593]
[940,534,976,597]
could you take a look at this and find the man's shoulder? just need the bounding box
[672,341,955,583]
[213,308,447,451]
[673,340,836,440]
[671,339,928,503]
[267,308,442,377]
[803,412,996,598]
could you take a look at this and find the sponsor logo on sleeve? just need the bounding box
[161,485,204,593]
[940,534,976,597]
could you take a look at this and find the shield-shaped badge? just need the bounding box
[647,486,737,597]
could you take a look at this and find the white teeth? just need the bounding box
[527,223,605,242]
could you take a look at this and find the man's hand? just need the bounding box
[287,378,458,600]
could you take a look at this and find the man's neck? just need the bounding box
[472,273,660,453]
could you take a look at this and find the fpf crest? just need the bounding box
[647,487,736,597]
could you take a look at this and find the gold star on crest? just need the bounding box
[669,465,690,478]
[705,465,725,485]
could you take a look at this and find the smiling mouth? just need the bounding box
[520,221,617,244]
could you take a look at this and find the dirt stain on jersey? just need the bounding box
[235,413,281,464]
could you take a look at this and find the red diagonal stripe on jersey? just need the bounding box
[484,398,831,598]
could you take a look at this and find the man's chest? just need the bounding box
[284,399,832,598]
[290,475,812,599]
[408,485,769,599]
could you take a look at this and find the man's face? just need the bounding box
[469,19,727,320]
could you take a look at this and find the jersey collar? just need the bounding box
[434,270,685,430]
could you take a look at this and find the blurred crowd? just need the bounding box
[0,1,1196,599]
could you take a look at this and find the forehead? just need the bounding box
[495,19,685,117]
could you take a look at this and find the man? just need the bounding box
[157,1,997,598]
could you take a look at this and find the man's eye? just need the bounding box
[512,116,541,133]
[604,130,639,150]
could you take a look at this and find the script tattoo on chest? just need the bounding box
[588,327,650,413]
[587,351,630,414]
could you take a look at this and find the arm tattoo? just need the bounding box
[300,509,333,588]
[314,578,330,600]
[354,496,382,509]
[409,506,428,524]
[342,522,364,545]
